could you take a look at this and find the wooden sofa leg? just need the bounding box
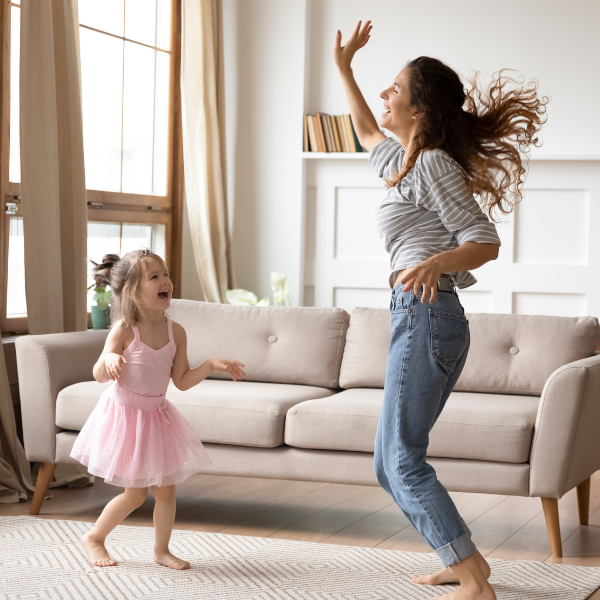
[30,462,57,515]
[576,477,591,526]
[541,497,563,558]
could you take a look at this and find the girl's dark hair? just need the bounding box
[90,249,168,328]
[386,56,550,219]
[90,253,120,284]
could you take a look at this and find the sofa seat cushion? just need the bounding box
[284,389,540,463]
[56,380,336,448]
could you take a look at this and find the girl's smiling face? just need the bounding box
[134,255,172,311]
[379,67,420,138]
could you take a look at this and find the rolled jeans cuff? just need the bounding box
[435,531,477,567]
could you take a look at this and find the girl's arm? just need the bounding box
[93,324,128,383]
[334,21,386,152]
[171,323,246,391]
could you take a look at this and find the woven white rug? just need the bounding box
[1,516,600,599]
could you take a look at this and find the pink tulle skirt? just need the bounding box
[70,382,212,488]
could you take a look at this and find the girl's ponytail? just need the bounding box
[90,253,120,285]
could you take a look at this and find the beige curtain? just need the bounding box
[20,0,88,334]
[181,0,235,303]
[0,342,32,502]
[0,0,95,503]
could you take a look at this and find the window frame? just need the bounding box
[0,0,184,334]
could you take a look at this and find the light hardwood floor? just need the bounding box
[3,470,600,597]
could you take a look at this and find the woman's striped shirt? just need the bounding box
[370,136,501,289]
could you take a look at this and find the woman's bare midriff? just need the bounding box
[392,269,450,289]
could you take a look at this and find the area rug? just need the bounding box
[1,516,600,599]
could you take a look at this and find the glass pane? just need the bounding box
[78,0,124,37]
[9,6,20,184]
[80,27,123,192]
[122,223,166,261]
[153,51,170,196]
[87,222,121,310]
[7,218,26,317]
[125,0,171,50]
[122,42,169,195]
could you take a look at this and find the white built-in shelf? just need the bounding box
[302,152,600,161]
[302,152,368,159]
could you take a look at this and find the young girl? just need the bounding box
[335,21,547,600]
[71,247,245,570]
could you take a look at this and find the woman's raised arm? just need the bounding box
[334,21,385,152]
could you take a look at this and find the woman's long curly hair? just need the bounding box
[386,57,549,220]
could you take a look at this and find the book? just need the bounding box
[335,115,349,152]
[329,115,341,152]
[303,114,309,152]
[342,114,356,152]
[318,113,333,152]
[325,115,338,152]
[307,115,318,152]
[303,113,365,152]
[313,113,327,152]
[349,114,364,152]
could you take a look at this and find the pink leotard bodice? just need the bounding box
[117,317,177,396]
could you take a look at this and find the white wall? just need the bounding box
[183,0,600,316]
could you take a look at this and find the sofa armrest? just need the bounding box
[529,354,600,498]
[15,330,108,463]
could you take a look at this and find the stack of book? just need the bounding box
[303,113,365,152]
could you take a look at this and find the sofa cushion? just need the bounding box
[339,308,600,395]
[284,389,540,463]
[56,380,336,448]
[167,300,349,389]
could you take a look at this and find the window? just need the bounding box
[87,221,166,309]
[1,0,182,333]
[78,0,171,195]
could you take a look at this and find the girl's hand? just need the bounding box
[334,20,372,73]
[105,352,128,381]
[211,359,246,382]
[399,259,444,304]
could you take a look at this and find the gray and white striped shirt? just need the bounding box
[370,136,501,289]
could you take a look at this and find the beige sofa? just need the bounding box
[16,299,600,558]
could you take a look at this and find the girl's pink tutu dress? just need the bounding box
[71,317,212,487]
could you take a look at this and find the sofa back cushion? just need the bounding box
[168,299,349,388]
[339,308,600,395]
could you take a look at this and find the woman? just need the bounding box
[334,21,547,600]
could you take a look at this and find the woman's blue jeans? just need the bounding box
[374,281,477,567]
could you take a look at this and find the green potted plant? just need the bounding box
[89,271,112,329]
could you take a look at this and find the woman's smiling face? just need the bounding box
[379,67,419,137]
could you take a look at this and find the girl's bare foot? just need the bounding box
[81,532,117,567]
[154,549,190,570]
[413,552,491,585]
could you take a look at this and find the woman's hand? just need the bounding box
[334,20,372,73]
[398,259,444,304]
[210,359,246,382]
[104,352,128,381]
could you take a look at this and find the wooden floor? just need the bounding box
[3,470,600,596]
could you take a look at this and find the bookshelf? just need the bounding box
[302,152,368,160]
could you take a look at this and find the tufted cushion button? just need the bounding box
[509,346,519,355]
[268,335,278,343]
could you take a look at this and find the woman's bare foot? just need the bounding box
[154,549,190,570]
[427,581,496,599]
[81,532,117,567]
[413,552,491,585]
